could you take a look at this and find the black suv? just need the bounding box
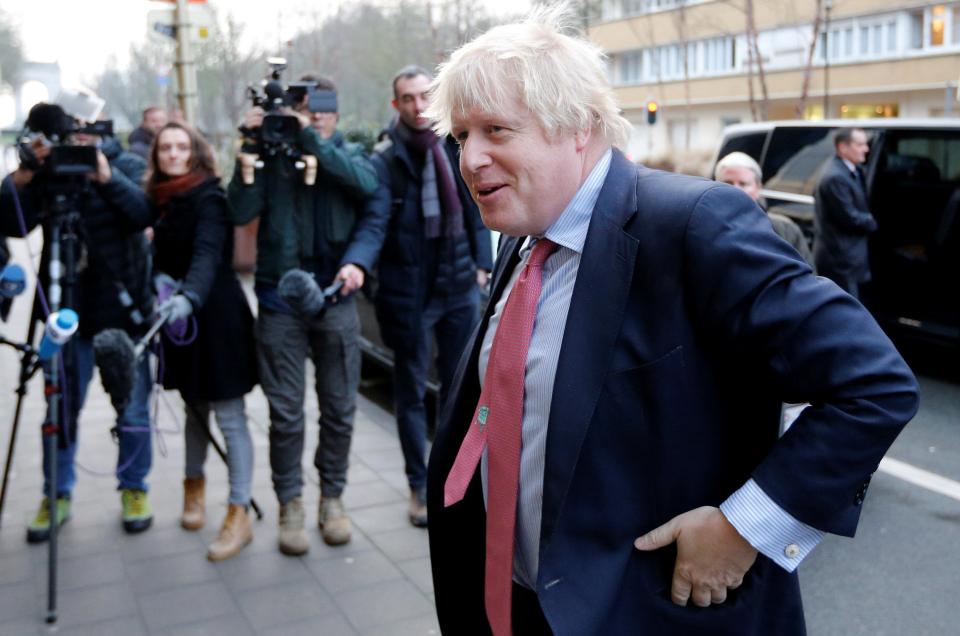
[715,119,960,350]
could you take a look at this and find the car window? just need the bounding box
[762,127,835,195]
[716,131,767,168]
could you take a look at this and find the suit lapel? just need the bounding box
[539,151,640,554]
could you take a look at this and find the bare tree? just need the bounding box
[795,0,824,118]
[743,0,770,121]
[0,9,23,90]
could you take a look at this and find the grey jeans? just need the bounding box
[184,398,253,506]
[256,299,360,504]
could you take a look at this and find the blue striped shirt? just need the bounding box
[479,149,821,589]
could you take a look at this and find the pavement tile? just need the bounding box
[360,613,441,636]
[335,579,434,631]
[52,581,139,630]
[154,614,255,636]
[216,549,314,594]
[306,550,404,595]
[52,616,149,636]
[349,501,414,534]
[354,448,406,472]
[236,581,338,630]
[0,550,35,585]
[138,581,239,632]
[342,481,405,510]
[0,580,40,623]
[0,617,44,636]
[260,614,359,636]
[368,526,431,563]
[118,524,206,563]
[125,550,221,596]
[54,550,126,591]
[396,556,435,597]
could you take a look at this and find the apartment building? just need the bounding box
[590,0,960,160]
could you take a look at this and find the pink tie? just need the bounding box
[444,238,557,636]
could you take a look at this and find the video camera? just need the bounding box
[18,99,114,178]
[240,57,338,147]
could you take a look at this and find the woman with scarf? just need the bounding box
[145,122,257,561]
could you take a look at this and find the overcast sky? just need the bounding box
[4,0,530,88]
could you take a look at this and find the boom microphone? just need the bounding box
[92,328,136,414]
[277,269,344,319]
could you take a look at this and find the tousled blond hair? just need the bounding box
[425,3,632,149]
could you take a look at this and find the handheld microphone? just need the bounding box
[0,263,26,298]
[38,309,79,362]
[92,328,136,413]
[0,263,26,322]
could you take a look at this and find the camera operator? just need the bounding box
[0,102,156,542]
[228,75,386,555]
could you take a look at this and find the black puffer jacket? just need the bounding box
[151,177,256,403]
[367,127,493,353]
[0,137,153,338]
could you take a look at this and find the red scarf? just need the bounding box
[150,172,209,216]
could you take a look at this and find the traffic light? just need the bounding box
[646,101,659,125]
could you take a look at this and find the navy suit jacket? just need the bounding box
[814,156,878,287]
[426,150,918,635]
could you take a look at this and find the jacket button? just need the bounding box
[784,544,800,559]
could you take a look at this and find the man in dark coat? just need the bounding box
[367,65,493,528]
[424,9,918,635]
[0,103,156,540]
[814,128,876,299]
[127,106,167,160]
[228,75,384,555]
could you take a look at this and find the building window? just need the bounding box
[839,103,899,118]
[954,7,960,44]
[909,10,924,49]
[930,5,946,46]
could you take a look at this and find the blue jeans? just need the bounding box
[393,287,480,493]
[42,337,153,497]
[184,398,253,506]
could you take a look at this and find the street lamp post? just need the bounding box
[823,0,833,119]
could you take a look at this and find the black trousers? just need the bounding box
[513,583,553,635]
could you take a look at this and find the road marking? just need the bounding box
[879,457,960,502]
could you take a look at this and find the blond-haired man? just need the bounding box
[425,6,917,635]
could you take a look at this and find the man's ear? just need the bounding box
[391,98,399,112]
[574,127,592,152]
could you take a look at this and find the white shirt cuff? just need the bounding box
[719,478,824,572]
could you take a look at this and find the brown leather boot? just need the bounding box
[207,504,252,561]
[181,477,205,530]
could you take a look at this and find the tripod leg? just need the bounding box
[0,388,27,528]
[184,402,263,520]
[0,310,39,526]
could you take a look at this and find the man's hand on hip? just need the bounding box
[634,506,757,607]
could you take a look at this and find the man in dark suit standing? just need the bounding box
[814,127,876,299]
[424,6,918,636]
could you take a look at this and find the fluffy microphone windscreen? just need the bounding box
[278,269,326,318]
[93,329,137,414]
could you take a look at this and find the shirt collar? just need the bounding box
[841,157,859,174]
[538,148,612,255]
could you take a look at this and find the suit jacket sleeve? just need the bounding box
[684,185,918,536]
[819,172,877,234]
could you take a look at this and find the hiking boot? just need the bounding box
[181,476,205,531]
[207,504,253,561]
[121,489,153,534]
[318,497,351,546]
[278,496,309,556]
[26,497,71,544]
[408,488,428,528]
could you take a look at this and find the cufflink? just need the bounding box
[784,543,800,559]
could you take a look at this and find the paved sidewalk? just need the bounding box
[0,242,439,635]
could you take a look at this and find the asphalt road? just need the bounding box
[800,354,960,636]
